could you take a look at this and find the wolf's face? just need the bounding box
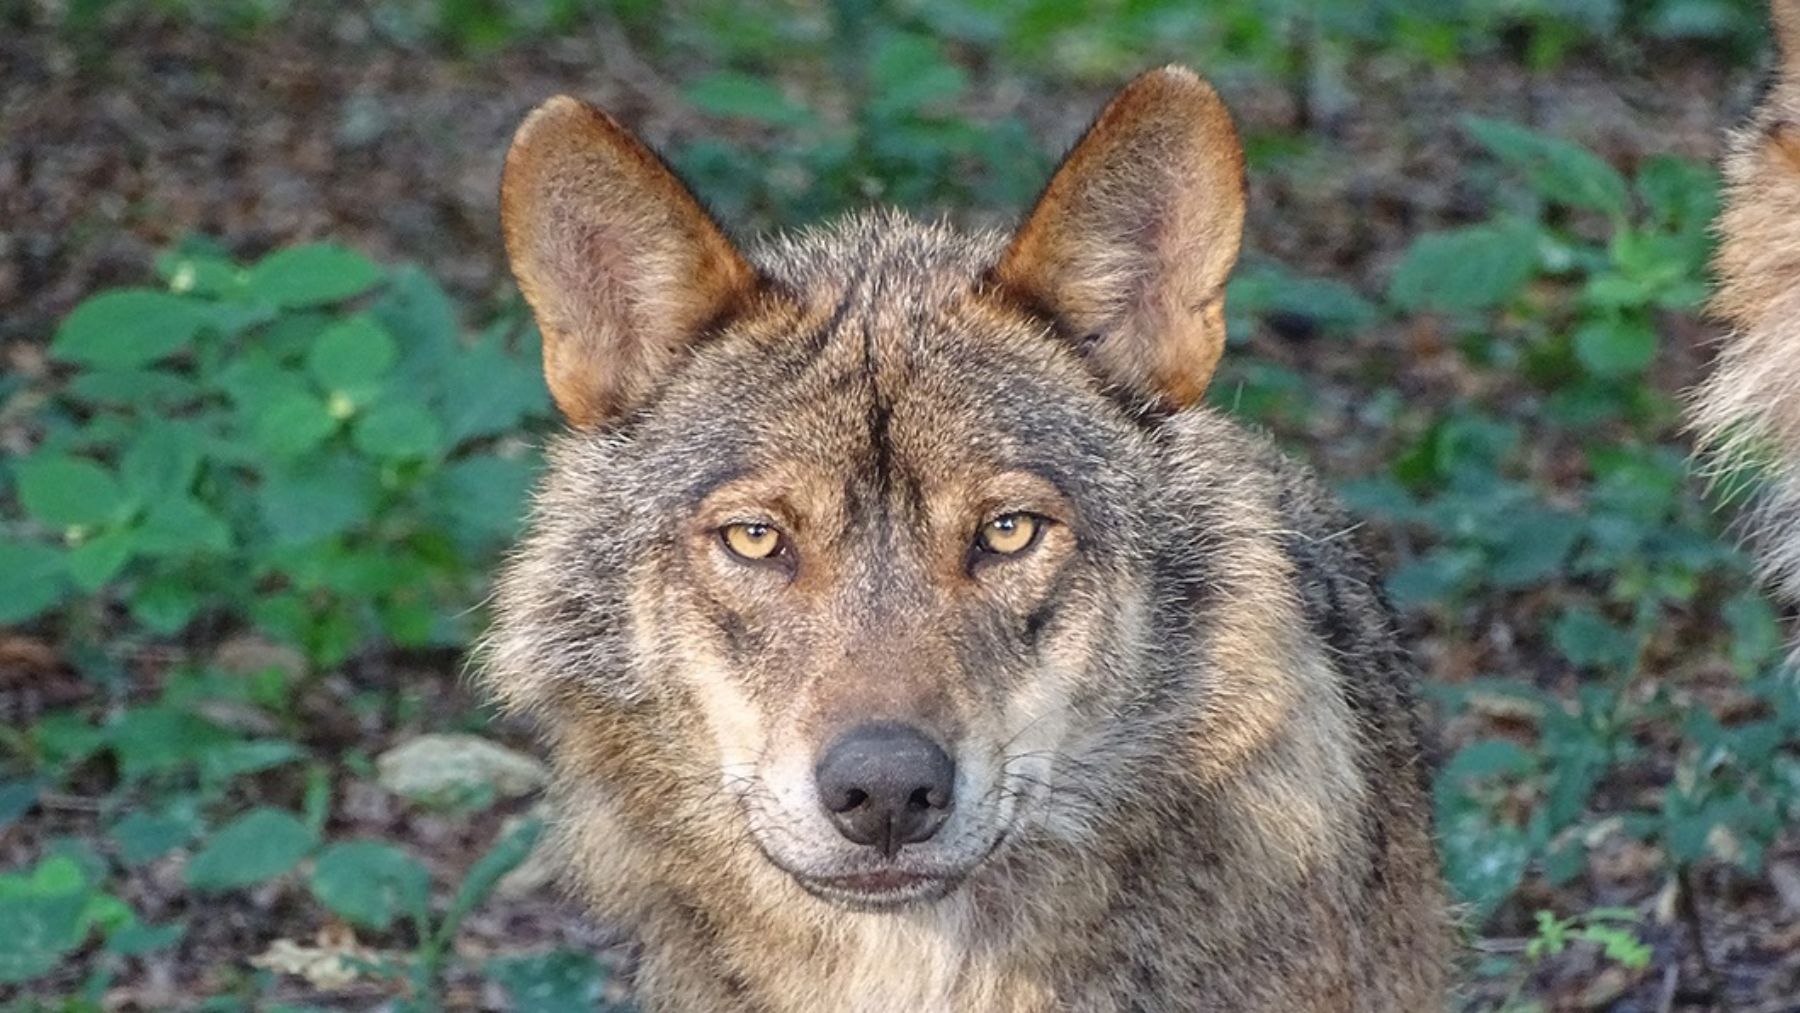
[491,68,1247,910]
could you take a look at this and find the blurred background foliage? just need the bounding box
[3,0,1798,1009]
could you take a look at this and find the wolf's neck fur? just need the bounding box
[609,630,1376,1013]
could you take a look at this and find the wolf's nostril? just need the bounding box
[814,721,956,856]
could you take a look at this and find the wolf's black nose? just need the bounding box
[814,722,954,856]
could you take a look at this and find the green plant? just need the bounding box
[1486,907,1653,1013]
[4,238,547,669]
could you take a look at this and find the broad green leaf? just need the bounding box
[376,265,461,373]
[306,315,398,400]
[1573,316,1657,378]
[157,248,244,298]
[105,918,186,956]
[16,454,127,528]
[0,540,68,624]
[135,496,232,558]
[111,804,203,865]
[249,388,339,458]
[353,400,443,460]
[436,338,548,445]
[198,739,304,782]
[867,34,968,117]
[440,818,543,941]
[1438,809,1530,922]
[52,289,213,368]
[66,527,135,591]
[67,368,203,408]
[1464,117,1629,217]
[1551,607,1636,671]
[1387,221,1540,314]
[245,243,383,309]
[685,72,814,128]
[0,856,94,983]
[107,706,234,781]
[1441,739,1535,785]
[488,950,613,1012]
[120,422,206,502]
[129,573,204,635]
[185,808,317,891]
[435,455,536,548]
[257,456,380,545]
[309,841,430,931]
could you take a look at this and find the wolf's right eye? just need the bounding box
[721,522,784,562]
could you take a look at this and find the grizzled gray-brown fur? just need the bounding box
[482,66,1452,1012]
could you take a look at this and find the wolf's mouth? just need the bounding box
[794,869,959,909]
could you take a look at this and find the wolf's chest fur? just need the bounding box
[486,63,1451,1012]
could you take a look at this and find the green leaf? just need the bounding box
[1464,117,1629,217]
[129,573,204,634]
[112,803,203,865]
[245,244,383,309]
[1573,316,1658,378]
[249,388,340,458]
[1441,738,1536,785]
[306,315,398,401]
[434,455,536,548]
[67,368,203,409]
[198,739,304,782]
[185,808,318,891]
[107,706,234,781]
[135,496,232,558]
[1551,607,1636,671]
[52,289,214,368]
[0,539,68,624]
[353,400,443,460]
[309,841,430,931]
[685,72,814,128]
[1438,810,1531,922]
[1388,221,1540,314]
[436,337,548,445]
[0,856,95,983]
[488,950,613,1012]
[867,34,968,117]
[66,527,136,591]
[105,918,186,956]
[16,454,127,528]
[257,456,380,545]
[438,818,542,944]
[120,423,206,502]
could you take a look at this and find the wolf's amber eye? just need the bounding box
[976,513,1041,556]
[721,522,783,561]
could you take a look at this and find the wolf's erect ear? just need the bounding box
[992,66,1245,409]
[501,96,757,427]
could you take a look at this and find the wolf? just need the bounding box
[482,65,1452,1011]
[1693,0,1800,611]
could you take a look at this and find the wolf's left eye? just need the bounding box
[721,522,784,561]
[976,513,1042,556]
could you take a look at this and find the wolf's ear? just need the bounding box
[501,96,757,427]
[992,66,1245,409]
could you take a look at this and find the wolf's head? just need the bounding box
[486,68,1250,911]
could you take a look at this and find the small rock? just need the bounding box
[376,733,548,804]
